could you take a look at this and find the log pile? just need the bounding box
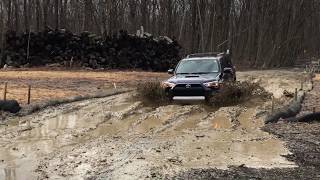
[0,28,181,71]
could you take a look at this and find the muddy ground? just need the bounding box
[173,123,320,180]
[0,70,318,180]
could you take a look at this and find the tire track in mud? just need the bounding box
[0,93,142,180]
[38,98,296,179]
[0,91,297,180]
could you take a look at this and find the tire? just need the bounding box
[205,95,211,103]
[0,100,21,113]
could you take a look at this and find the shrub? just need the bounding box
[208,81,271,107]
[136,81,169,105]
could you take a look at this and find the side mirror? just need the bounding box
[168,69,174,74]
[223,67,232,74]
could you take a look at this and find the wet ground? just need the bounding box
[0,95,293,179]
[173,74,320,180]
[0,70,315,179]
[173,121,320,180]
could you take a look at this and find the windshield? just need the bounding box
[175,59,219,74]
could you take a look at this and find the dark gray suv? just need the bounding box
[162,51,236,100]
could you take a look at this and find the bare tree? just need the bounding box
[0,0,320,68]
[54,0,59,29]
[36,0,41,31]
[13,0,19,32]
[43,0,50,29]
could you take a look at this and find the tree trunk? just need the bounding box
[23,0,29,31]
[84,0,94,32]
[7,0,12,30]
[59,0,64,28]
[54,0,59,29]
[36,0,41,31]
[13,0,19,32]
[43,0,50,28]
[140,0,147,30]
[129,0,137,33]
[190,0,197,52]
[0,0,5,66]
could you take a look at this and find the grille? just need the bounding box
[175,84,202,88]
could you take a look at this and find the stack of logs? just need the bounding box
[0,28,181,71]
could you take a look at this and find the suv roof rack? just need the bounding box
[187,50,230,58]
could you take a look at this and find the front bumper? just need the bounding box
[166,84,219,98]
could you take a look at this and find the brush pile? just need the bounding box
[1,28,181,71]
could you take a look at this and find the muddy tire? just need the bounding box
[205,96,211,103]
[167,95,174,102]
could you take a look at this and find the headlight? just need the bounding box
[161,81,176,89]
[203,81,220,88]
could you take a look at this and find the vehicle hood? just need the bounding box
[167,73,220,84]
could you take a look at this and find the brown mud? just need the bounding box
[0,70,314,180]
[173,73,320,180]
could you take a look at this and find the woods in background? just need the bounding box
[0,0,320,68]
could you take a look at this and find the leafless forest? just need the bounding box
[0,0,320,67]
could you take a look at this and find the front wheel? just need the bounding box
[205,95,211,103]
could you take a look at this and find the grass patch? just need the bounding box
[208,81,271,107]
[136,81,169,105]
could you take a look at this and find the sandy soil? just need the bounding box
[0,69,314,180]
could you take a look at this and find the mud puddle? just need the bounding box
[0,93,297,179]
[0,94,140,180]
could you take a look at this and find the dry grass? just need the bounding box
[0,69,168,105]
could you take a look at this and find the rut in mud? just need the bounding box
[174,74,320,179]
[0,70,306,179]
[0,93,295,179]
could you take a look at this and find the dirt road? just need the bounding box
[174,74,320,179]
[0,70,311,179]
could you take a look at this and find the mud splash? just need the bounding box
[0,93,296,179]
